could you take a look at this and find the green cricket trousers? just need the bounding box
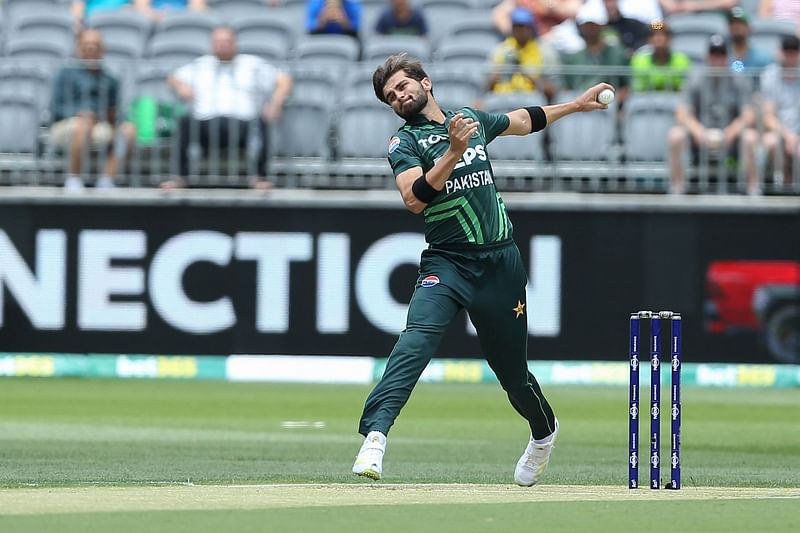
[358,239,556,440]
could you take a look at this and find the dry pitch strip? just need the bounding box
[1,484,798,515]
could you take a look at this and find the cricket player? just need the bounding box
[353,53,613,485]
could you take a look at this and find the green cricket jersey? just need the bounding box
[387,107,512,246]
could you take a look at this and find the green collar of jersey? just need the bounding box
[405,108,456,127]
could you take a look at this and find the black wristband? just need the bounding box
[525,105,547,133]
[411,174,439,203]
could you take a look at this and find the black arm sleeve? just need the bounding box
[525,106,547,133]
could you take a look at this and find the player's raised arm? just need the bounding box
[501,83,616,136]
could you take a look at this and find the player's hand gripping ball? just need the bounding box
[597,88,615,105]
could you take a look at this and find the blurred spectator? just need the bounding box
[759,0,800,27]
[660,0,737,16]
[630,22,692,91]
[602,0,650,58]
[165,27,292,189]
[50,29,136,190]
[492,0,582,39]
[486,8,559,100]
[133,0,207,22]
[727,7,774,73]
[561,5,629,97]
[71,1,132,30]
[613,0,664,24]
[743,35,800,194]
[668,34,755,193]
[307,0,361,39]
[374,0,428,37]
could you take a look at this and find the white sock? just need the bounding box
[365,431,387,447]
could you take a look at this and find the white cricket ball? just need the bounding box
[597,88,615,105]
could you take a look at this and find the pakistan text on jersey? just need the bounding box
[445,169,494,195]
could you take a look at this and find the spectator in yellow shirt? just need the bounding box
[487,8,559,100]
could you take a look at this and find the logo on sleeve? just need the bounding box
[388,136,401,154]
[421,275,440,288]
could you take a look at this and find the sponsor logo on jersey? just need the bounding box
[388,136,400,154]
[421,275,440,288]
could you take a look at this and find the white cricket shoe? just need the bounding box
[352,431,386,480]
[514,418,559,487]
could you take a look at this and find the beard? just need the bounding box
[396,90,428,119]
[731,34,747,46]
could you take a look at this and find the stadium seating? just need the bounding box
[0,95,40,153]
[549,91,617,161]
[8,12,74,51]
[362,35,432,63]
[273,94,332,158]
[86,10,152,59]
[335,94,404,158]
[153,11,220,43]
[5,37,67,63]
[0,64,51,122]
[147,32,210,64]
[623,92,681,162]
[231,13,295,55]
[749,18,798,57]
[293,35,360,64]
[208,0,270,23]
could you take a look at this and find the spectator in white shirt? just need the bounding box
[165,27,292,189]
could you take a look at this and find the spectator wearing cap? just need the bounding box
[727,7,774,74]
[486,8,560,100]
[374,0,428,37]
[742,35,800,193]
[602,0,650,59]
[630,22,692,92]
[668,34,756,193]
[560,4,629,97]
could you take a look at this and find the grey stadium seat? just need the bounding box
[273,94,332,158]
[5,0,67,23]
[344,66,378,99]
[437,14,502,51]
[153,11,219,43]
[0,64,52,120]
[8,12,75,51]
[434,39,492,64]
[335,94,404,158]
[290,66,345,103]
[669,15,729,63]
[133,63,181,104]
[237,39,289,62]
[209,0,271,23]
[749,18,798,57]
[481,92,545,161]
[86,10,152,57]
[549,91,617,161]
[5,37,67,63]
[147,33,210,64]
[232,13,295,53]
[623,92,681,162]
[294,35,360,64]
[362,35,431,63]
[426,65,486,110]
[0,95,40,153]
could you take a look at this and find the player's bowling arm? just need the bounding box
[502,83,614,136]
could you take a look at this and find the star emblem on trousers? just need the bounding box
[513,300,525,318]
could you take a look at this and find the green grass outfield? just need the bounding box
[0,378,798,532]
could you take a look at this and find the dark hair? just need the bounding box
[372,53,430,104]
